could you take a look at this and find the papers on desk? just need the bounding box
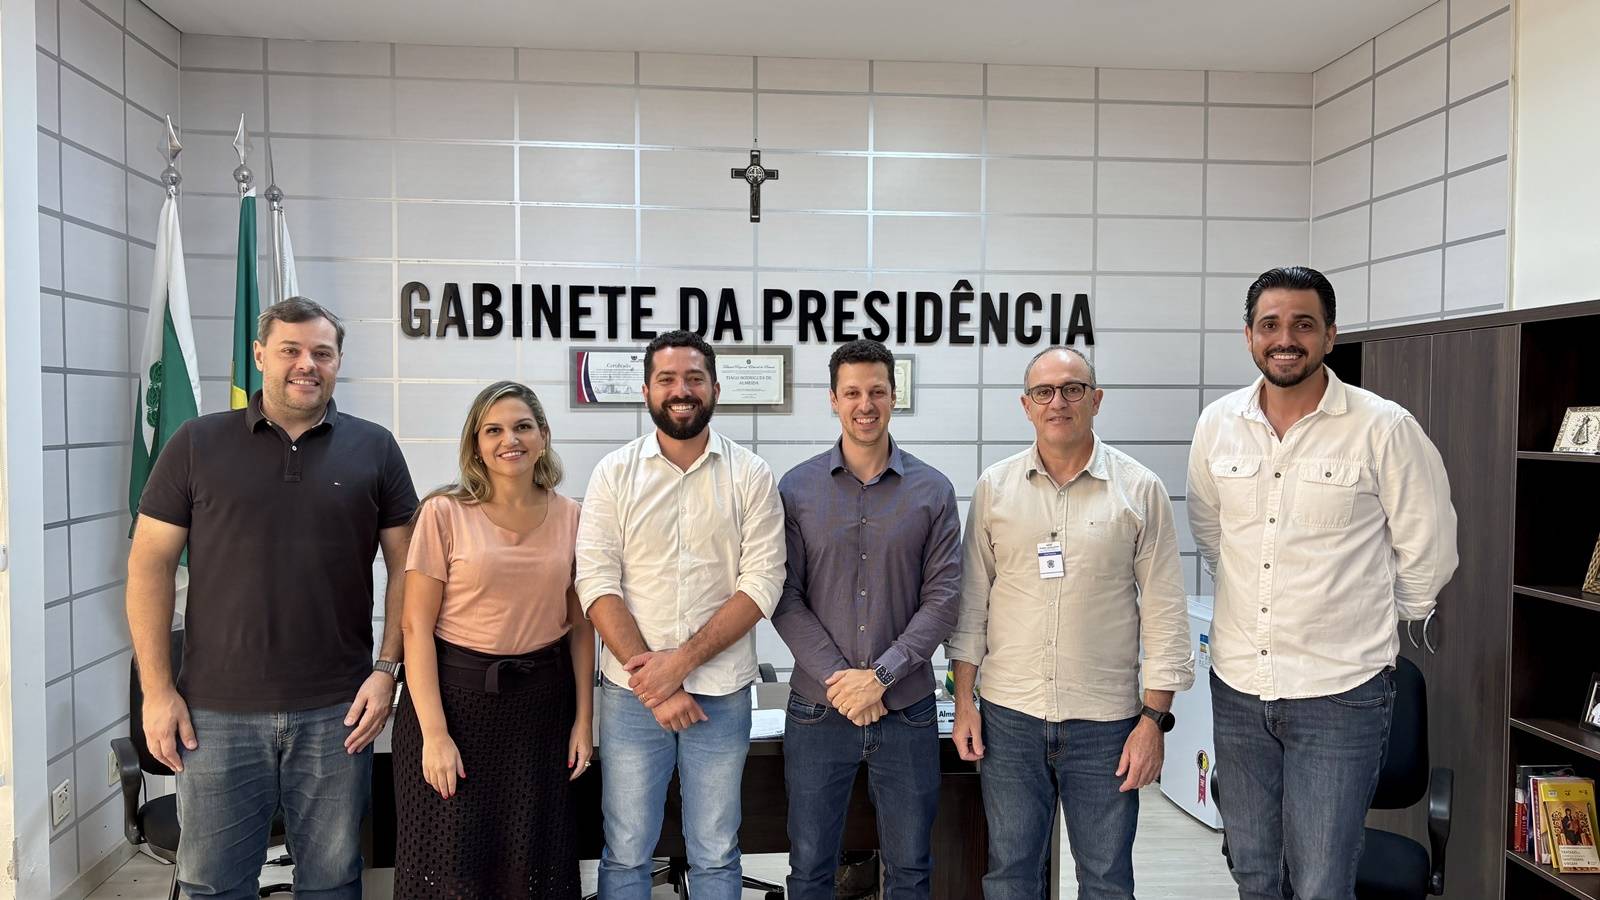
[747,700,955,738]
[751,708,786,739]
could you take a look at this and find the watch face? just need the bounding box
[874,666,894,686]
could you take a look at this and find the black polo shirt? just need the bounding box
[138,393,418,712]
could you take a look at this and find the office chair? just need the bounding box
[1217,656,1454,899]
[111,628,293,900]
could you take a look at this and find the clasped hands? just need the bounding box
[624,650,706,732]
[825,668,887,726]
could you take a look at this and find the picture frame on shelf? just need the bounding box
[1583,672,1600,735]
[1553,406,1600,454]
[1586,534,1600,595]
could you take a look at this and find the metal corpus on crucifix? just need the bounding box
[731,145,778,223]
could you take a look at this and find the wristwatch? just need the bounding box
[872,664,896,688]
[373,659,401,679]
[1140,705,1175,733]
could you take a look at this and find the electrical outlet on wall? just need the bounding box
[108,749,120,787]
[51,780,72,827]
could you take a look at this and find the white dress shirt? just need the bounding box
[575,428,786,696]
[1187,367,1458,701]
[947,437,1194,722]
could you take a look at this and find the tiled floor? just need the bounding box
[85,785,1236,899]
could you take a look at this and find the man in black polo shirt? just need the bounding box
[127,297,416,900]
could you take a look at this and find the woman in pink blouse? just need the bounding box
[391,380,594,898]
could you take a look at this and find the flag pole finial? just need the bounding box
[232,114,255,194]
[264,135,284,211]
[159,115,182,197]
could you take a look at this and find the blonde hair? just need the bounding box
[423,381,563,508]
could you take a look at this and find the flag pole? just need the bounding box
[229,115,263,409]
[265,135,285,306]
[159,114,181,198]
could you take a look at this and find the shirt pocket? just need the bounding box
[1210,456,1261,520]
[1069,517,1137,582]
[1292,460,1362,529]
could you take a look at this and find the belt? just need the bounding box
[434,636,567,695]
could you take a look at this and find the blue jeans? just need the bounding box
[175,703,370,900]
[978,701,1139,900]
[1211,669,1394,900]
[597,677,752,900]
[783,692,940,900]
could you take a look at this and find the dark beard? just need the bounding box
[649,396,715,441]
[1253,349,1321,388]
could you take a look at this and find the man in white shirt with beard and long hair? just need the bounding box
[1188,266,1458,900]
[576,330,786,900]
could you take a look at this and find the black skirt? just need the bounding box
[392,636,580,899]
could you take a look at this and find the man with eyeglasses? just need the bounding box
[947,346,1193,900]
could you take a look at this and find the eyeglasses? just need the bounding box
[1025,382,1095,405]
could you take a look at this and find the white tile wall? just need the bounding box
[40,3,180,893]
[757,57,869,93]
[110,19,1514,780]
[1308,1,1510,323]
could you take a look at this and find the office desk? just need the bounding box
[367,683,1054,899]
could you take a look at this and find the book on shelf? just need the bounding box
[1537,776,1600,873]
[1516,765,1576,855]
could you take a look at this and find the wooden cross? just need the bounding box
[731,149,778,223]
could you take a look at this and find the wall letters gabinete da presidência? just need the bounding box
[399,279,1094,347]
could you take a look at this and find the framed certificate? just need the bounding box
[570,346,792,409]
[719,353,785,405]
[894,355,915,412]
[571,350,646,405]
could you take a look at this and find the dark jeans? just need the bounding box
[175,703,369,900]
[978,700,1140,900]
[782,692,941,900]
[1211,669,1394,900]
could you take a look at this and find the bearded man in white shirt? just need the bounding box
[1187,266,1458,900]
[575,330,787,900]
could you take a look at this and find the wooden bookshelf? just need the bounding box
[1510,718,1600,763]
[1518,451,1600,464]
[1340,302,1600,900]
[1515,585,1600,615]
[1506,850,1600,900]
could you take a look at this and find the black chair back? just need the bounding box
[1371,655,1428,810]
[127,628,185,778]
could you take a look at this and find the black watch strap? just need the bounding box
[1140,705,1175,733]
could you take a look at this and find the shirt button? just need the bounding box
[1268,517,1276,524]
[859,589,867,596]
[1263,563,1271,570]
[1324,471,1332,478]
[1260,607,1267,613]
[1260,650,1268,656]
[1230,466,1237,472]
[860,517,867,524]
[859,625,866,631]
[860,553,867,560]
[291,445,298,452]
[1274,472,1282,479]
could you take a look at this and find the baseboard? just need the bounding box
[52,843,137,900]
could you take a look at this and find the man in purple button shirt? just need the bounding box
[771,338,963,900]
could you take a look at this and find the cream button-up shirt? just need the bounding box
[1187,367,1458,701]
[947,436,1194,722]
[575,429,786,696]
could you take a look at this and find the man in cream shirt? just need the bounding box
[575,330,786,900]
[948,346,1193,900]
[1188,266,1458,900]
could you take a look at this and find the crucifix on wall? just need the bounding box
[731,147,778,223]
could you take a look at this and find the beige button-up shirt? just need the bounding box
[946,436,1194,722]
[575,429,787,696]
[1186,367,1458,701]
